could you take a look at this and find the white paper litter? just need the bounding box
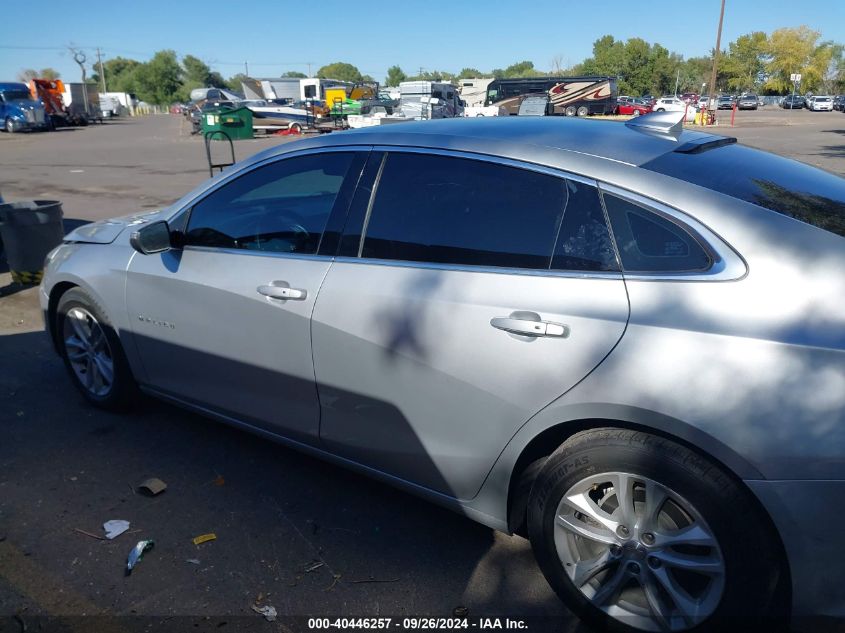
[103,519,130,540]
[251,605,277,621]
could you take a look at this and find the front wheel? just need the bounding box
[528,428,783,632]
[5,117,15,133]
[57,288,137,410]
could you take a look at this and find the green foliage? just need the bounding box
[225,73,250,92]
[282,71,307,78]
[316,62,363,83]
[456,68,485,79]
[385,65,407,87]
[91,57,142,93]
[492,61,541,79]
[133,50,183,104]
[721,31,768,92]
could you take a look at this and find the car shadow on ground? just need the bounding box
[0,329,582,626]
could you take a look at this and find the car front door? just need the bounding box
[126,149,366,442]
[311,150,630,499]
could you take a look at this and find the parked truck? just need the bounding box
[0,82,49,132]
[29,79,88,128]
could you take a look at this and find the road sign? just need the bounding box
[790,73,802,82]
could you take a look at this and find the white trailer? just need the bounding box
[458,77,494,107]
[399,81,463,119]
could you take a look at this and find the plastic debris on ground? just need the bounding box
[185,558,201,565]
[192,533,217,545]
[125,540,155,575]
[103,520,130,540]
[138,478,167,496]
[251,605,277,621]
[304,561,324,573]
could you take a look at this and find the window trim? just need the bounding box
[346,146,621,277]
[598,183,747,281]
[169,146,371,259]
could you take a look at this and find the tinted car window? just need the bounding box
[185,153,354,254]
[361,153,567,269]
[642,144,845,238]
[603,193,711,272]
[552,180,619,272]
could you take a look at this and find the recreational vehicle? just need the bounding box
[485,76,617,116]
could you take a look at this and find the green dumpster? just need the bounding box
[201,106,253,140]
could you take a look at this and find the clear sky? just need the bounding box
[1,0,842,84]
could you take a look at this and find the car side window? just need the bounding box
[552,180,620,272]
[360,153,567,269]
[603,193,712,272]
[185,153,355,254]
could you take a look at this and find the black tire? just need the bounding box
[56,288,137,410]
[527,428,784,632]
[5,117,15,133]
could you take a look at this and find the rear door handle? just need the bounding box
[257,283,307,301]
[490,316,568,338]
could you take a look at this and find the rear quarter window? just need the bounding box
[642,144,845,238]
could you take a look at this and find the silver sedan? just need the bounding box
[41,112,845,632]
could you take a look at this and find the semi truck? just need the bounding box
[0,82,49,132]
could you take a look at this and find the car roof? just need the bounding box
[251,117,730,168]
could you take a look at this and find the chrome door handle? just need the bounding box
[257,284,307,301]
[490,316,568,338]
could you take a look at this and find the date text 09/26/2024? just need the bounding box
[308,618,529,630]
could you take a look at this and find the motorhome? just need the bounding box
[241,78,350,105]
[484,76,617,116]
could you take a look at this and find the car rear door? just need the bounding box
[311,150,630,499]
[125,149,367,442]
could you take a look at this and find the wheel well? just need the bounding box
[506,417,792,614]
[47,282,78,352]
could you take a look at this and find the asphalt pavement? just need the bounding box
[1,110,843,632]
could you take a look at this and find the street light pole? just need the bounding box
[707,0,727,120]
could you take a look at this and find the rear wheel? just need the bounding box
[528,428,783,632]
[576,106,589,117]
[631,110,641,117]
[289,122,303,134]
[655,108,666,112]
[57,288,137,410]
[565,106,577,117]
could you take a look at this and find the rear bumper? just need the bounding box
[746,479,845,624]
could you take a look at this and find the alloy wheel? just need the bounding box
[554,472,725,632]
[63,307,114,397]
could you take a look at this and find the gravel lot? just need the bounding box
[0,109,843,632]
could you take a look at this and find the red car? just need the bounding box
[616,100,652,116]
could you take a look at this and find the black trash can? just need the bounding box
[0,200,65,285]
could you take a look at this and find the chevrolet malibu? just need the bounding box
[41,113,845,632]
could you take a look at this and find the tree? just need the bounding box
[18,68,61,82]
[456,67,484,79]
[499,60,541,78]
[385,65,407,86]
[765,26,821,93]
[721,31,768,92]
[91,57,142,92]
[316,62,362,83]
[133,50,183,104]
[581,35,626,77]
[282,71,307,78]
[226,73,250,92]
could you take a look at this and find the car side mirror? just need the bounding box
[130,220,173,255]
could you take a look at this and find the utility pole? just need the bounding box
[97,47,106,92]
[674,68,680,97]
[707,0,726,120]
[244,61,249,77]
[307,62,312,77]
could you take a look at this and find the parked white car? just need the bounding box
[808,96,833,111]
[653,97,696,121]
